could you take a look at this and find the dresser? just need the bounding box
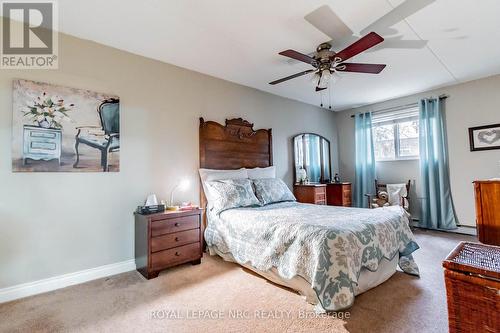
[473,180,500,245]
[23,125,62,165]
[135,209,203,279]
[326,183,352,207]
[294,183,352,207]
[293,184,326,205]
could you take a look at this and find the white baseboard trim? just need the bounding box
[0,259,136,304]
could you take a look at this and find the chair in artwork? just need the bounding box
[73,98,120,172]
[365,179,411,212]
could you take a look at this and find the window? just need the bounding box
[373,107,419,161]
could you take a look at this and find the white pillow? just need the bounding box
[199,168,249,201]
[199,168,248,183]
[247,166,276,179]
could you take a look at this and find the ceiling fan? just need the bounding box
[269,32,386,92]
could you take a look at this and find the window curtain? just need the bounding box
[354,112,376,208]
[419,98,458,230]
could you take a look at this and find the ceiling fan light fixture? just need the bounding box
[321,69,331,81]
[317,69,331,88]
[310,71,320,86]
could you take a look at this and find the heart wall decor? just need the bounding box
[469,123,500,152]
[477,129,500,144]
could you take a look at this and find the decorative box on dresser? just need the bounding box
[293,184,326,205]
[135,208,203,279]
[473,180,500,246]
[326,183,352,207]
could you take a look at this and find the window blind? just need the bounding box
[371,104,419,124]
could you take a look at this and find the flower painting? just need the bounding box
[23,92,74,129]
[12,79,120,172]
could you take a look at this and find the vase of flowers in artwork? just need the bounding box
[23,92,74,129]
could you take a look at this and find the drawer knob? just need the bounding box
[175,252,180,256]
[174,223,180,227]
[175,237,179,242]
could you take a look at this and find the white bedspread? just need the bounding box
[205,202,419,311]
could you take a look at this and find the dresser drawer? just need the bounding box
[151,215,199,236]
[343,189,352,200]
[315,192,326,202]
[316,187,326,195]
[151,229,200,252]
[151,242,200,269]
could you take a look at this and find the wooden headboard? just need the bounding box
[199,117,273,226]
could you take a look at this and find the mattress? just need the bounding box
[205,201,419,311]
[210,246,399,308]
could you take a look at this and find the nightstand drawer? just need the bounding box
[151,215,199,236]
[30,141,57,151]
[151,229,200,252]
[151,242,200,269]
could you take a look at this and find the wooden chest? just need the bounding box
[326,183,352,207]
[135,209,203,279]
[293,184,326,205]
[443,242,500,333]
[473,180,500,245]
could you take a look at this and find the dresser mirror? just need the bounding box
[293,133,331,183]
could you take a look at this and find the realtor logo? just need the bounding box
[1,1,58,69]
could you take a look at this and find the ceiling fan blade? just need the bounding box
[304,5,353,41]
[366,36,428,52]
[332,32,384,62]
[278,50,316,65]
[336,63,386,74]
[269,70,315,85]
[361,0,436,36]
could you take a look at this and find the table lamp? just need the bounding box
[167,179,190,211]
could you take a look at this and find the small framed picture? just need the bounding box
[469,123,500,152]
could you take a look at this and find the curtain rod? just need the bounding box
[350,94,449,118]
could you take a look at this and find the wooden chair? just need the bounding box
[73,98,120,171]
[365,180,411,211]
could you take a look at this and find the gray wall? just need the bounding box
[0,32,339,288]
[336,74,500,226]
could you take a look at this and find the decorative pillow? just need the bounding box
[252,178,296,205]
[247,166,276,179]
[205,179,260,215]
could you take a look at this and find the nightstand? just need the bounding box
[23,125,62,165]
[293,184,327,205]
[134,208,203,279]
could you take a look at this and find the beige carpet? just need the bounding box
[0,229,475,333]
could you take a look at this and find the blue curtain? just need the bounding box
[354,112,376,208]
[419,98,458,230]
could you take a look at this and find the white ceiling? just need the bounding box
[57,0,500,110]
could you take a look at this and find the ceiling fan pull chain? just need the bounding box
[320,91,323,107]
[329,86,332,110]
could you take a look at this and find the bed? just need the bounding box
[199,118,419,312]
